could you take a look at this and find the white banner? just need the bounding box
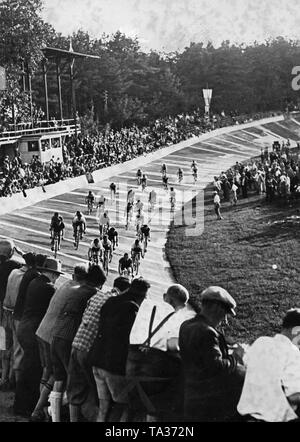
[203,89,213,107]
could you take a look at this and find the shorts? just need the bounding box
[67,348,98,407]
[92,367,129,404]
[51,336,72,382]
[37,336,53,372]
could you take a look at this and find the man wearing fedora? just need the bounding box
[179,286,245,422]
[14,257,63,417]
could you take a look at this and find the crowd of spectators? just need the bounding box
[1,237,300,423]
[213,139,300,216]
[0,109,278,198]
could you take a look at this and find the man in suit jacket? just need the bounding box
[179,286,245,422]
[91,277,150,422]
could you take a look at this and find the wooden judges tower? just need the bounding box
[0,44,100,164]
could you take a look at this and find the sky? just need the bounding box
[41,0,300,53]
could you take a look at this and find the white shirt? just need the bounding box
[130,298,196,352]
[237,334,300,422]
[73,214,86,224]
[231,183,238,193]
[99,214,110,225]
[170,190,176,200]
[213,194,221,205]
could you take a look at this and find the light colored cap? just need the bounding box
[201,286,237,316]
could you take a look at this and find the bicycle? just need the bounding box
[120,267,133,280]
[132,253,141,275]
[87,200,93,215]
[141,234,149,254]
[52,232,60,258]
[103,249,110,275]
[141,181,147,191]
[99,223,109,239]
[193,171,198,184]
[178,173,183,184]
[74,226,83,250]
[90,251,100,266]
[170,197,176,212]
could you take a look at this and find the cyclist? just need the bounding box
[141,174,147,191]
[109,182,116,201]
[162,174,169,190]
[107,226,119,250]
[191,160,197,171]
[49,212,65,250]
[99,211,110,239]
[85,190,95,212]
[118,253,133,277]
[140,224,151,252]
[161,163,167,177]
[136,169,142,185]
[88,238,103,264]
[135,199,144,213]
[102,234,113,263]
[170,187,176,208]
[127,188,135,204]
[177,168,183,183]
[148,189,157,210]
[131,239,143,270]
[72,211,86,244]
[125,200,134,229]
[135,209,144,236]
[97,194,106,210]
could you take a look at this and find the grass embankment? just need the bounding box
[165,184,300,344]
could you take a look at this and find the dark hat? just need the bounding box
[37,257,63,275]
[23,252,36,267]
[131,277,151,293]
[201,286,236,316]
[282,309,300,329]
[36,254,48,268]
[113,276,131,293]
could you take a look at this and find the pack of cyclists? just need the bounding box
[47,160,195,273]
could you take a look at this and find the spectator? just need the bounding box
[213,191,223,220]
[91,277,150,422]
[14,258,62,417]
[127,284,196,421]
[49,265,106,422]
[67,276,131,422]
[238,309,300,422]
[0,239,22,391]
[179,286,246,422]
[2,253,38,396]
[31,264,88,422]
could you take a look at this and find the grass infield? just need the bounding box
[165,177,300,344]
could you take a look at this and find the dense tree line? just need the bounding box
[1,0,300,130]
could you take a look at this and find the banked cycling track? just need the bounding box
[1,114,300,301]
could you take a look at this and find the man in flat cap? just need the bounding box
[179,286,245,421]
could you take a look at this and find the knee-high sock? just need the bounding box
[49,391,63,422]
